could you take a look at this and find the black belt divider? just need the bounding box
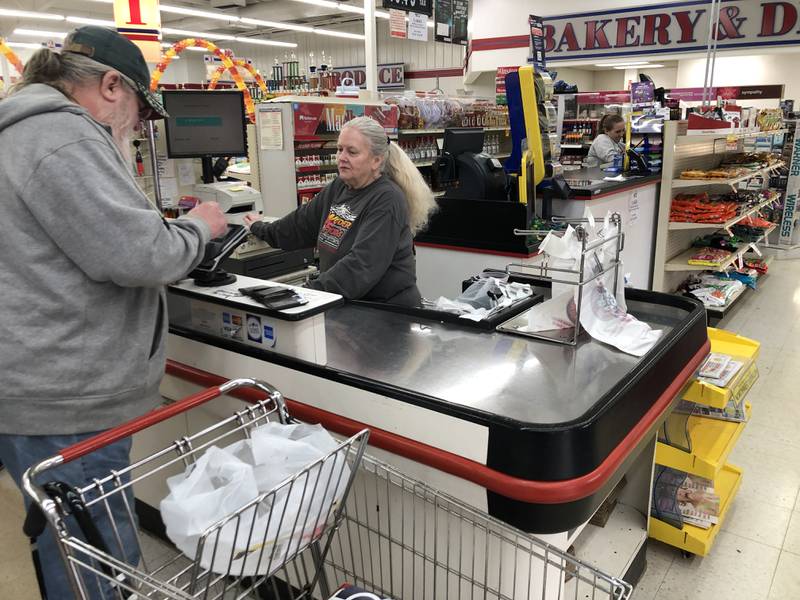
[23,481,132,599]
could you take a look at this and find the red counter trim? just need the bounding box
[414,241,540,259]
[166,339,707,504]
[570,178,661,201]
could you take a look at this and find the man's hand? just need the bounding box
[187,201,227,238]
[243,212,262,230]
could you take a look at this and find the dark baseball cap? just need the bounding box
[62,26,168,120]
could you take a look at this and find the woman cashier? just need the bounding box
[244,116,436,307]
[586,114,625,168]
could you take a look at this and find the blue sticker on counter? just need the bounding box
[222,312,231,324]
[263,325,276,348]
[246,314,262,343]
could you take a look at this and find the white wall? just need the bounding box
[550,67,594,93]
[676,53,800,102]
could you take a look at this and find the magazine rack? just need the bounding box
[649,328,759,556]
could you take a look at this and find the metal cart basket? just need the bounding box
[24,380,632,600]
[23,378,369,600]
[278,452,633,600]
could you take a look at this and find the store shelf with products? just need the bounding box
[671,161,785,189]
[649,328,758,556]
[668,191,781,230]
[652,121,788,307]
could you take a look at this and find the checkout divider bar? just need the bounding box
[165,343,708,505]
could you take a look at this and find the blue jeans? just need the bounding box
[0,432,140,600]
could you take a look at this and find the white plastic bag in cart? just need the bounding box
[160,422,349,577]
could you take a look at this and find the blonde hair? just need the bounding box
[341,116,437,235]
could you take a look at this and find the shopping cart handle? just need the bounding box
[56,378,285,464]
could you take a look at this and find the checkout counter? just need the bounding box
[142,270,709,590]
[414,68,662,300]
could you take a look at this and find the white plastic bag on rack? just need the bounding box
[523,211,662,356]
[525,225,581,331]
[160,422,349,577]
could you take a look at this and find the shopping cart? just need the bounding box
[276,454,634,600]
[22,378,370,600]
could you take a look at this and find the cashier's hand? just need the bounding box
[243,212,262,230]
[188,201,228,239]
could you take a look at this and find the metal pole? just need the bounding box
[146,120,164,213]
[364,0,378,95]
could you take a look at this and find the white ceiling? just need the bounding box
[0,0,373,42]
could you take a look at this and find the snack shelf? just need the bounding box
[296,165,338,174]
[398,126,510,136]
[655,403,751,480]
[668,192,781,230]
[681,329,760,408]
[297,186,324,194]
[675,127,788,145]
[649,462,743,556]
[704,284,750,321]
[671,161,785,189]
[664,242,758,272]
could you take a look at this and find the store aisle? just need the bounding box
[636,257,800,600]
[1,261,800,599]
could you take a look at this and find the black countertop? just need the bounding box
[562,166,661,198]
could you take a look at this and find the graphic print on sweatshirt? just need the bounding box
[318,203,359,252]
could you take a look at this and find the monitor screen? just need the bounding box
[442,127,484,158]
[162,90,248,159]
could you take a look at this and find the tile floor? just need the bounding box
[1,259,800,599]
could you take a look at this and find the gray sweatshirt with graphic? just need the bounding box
[0,84,210,435]
[251,175,421,306]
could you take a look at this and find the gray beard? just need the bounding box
[113,128,134,166]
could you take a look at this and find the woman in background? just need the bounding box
[245,116,436,307]
[586,113,625,168]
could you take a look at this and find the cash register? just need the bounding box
[437,128,509,201]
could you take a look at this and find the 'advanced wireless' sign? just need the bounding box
[543,1,800,62]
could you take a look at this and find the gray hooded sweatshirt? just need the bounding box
[0,84,210,435]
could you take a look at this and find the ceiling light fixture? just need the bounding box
[0,8,64,20]
[235,37,298,48]
[240,17,314,33]
[613,64,664,69]
[13,28,68,39]
[159,4,240,22]
[313,29,365,40]
[594,61,650,68]
[162,27,237,40]
[65,16,116,27]
[6,41,46,48]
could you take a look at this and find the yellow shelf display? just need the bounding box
[680,329,760,409]
[656,403,751,480]
[649,463,742,557]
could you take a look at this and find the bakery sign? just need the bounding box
[543,1,800,61]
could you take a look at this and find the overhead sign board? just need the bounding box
[383,0,433,17]
[542,1,800,62]
[113,0,161,63]
[331,63,405,90]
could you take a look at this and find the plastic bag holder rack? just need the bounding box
[498,213,625,346]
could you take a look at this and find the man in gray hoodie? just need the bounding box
[0,26,227,598]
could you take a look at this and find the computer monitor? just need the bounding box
[442,127,485,158]
[439,128,485,182]
[162,90,248,183]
